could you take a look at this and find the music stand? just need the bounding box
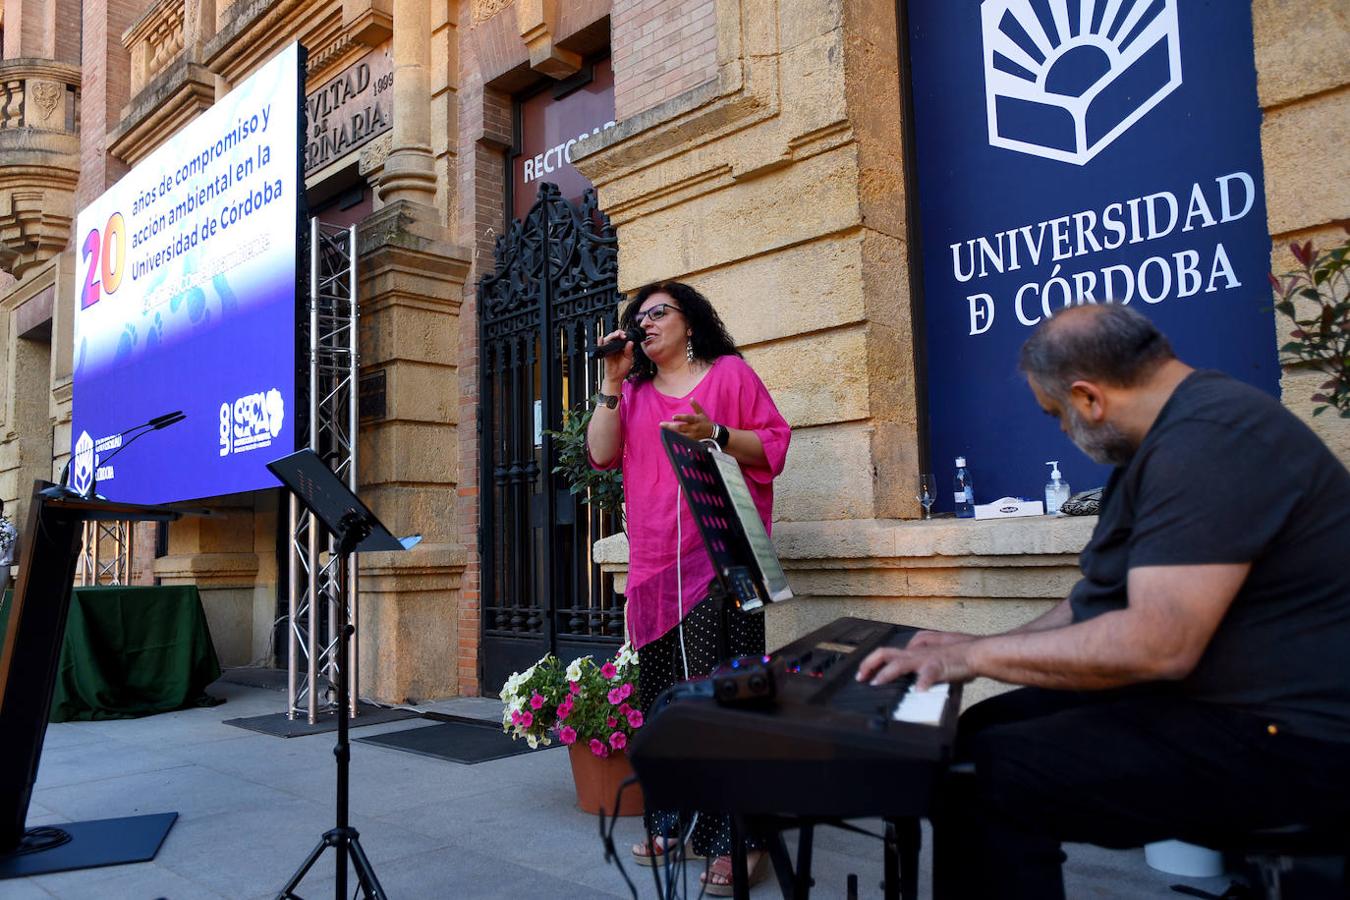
[660,430,791,658]
[266,450,420,900]
[659,430,794,900]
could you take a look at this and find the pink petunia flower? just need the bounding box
[608,687,624,705]
[619,682,633,700]
[556,703,570,721]
[529,692,545,710]
[511,709,522,725]
[601,663,617,679]
[589,738,608,758]
[606,717,617,729]
[610,731,628,751]
[618,703,631,716]
[559,726,577,745]
[569,681,581,695]
[520,711,533,728]
[626,709,644,728]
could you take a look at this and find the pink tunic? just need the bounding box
[590,355,791,649]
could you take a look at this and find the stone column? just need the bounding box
[377,0,438,209]
[352,201,471,701]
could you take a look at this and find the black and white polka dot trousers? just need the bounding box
[637,596,766,857]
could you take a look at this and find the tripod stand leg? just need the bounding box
[276,543,386,900]
[348,833,388,899]
[277,832,334,899]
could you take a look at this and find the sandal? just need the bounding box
[700,851,770,897]
[631,835,704,867]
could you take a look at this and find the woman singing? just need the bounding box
[587,281,790,895]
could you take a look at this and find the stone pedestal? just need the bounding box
[153,495,263,667]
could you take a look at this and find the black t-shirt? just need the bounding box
[1070,370,1350,742]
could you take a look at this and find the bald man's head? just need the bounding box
[1019,305,1175,400]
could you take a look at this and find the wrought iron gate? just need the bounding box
[478,183,626,692]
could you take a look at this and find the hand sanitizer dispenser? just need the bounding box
[1045,461,1070,515]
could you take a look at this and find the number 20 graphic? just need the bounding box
[81,212,127,309]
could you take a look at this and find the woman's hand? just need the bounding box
[599,329,636,389]
[660,399,715,441]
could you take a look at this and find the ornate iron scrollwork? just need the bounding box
[479,183,626,684]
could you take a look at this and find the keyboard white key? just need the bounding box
[891,682,950,726]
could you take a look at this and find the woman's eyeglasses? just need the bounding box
[633,303,680,324]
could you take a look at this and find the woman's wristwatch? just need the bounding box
[595,390,619,410]
[710,422,731,450]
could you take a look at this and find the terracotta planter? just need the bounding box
[568,743,645,816]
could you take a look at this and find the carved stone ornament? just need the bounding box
[30,81,62,124]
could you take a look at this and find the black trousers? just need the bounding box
[933,687,1350,899]
[637,596,765,856]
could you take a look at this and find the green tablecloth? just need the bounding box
[0,584,223,722]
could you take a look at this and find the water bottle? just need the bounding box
[954,456,975,518]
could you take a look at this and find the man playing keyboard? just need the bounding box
[858,305,1350,899]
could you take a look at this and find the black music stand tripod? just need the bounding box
[266,450,421,900]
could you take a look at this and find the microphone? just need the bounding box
[75,411,186,498]
[590,325,646,360]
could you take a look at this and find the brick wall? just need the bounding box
[53,0,80,63]
[455,0,515,696]
[78,0,150,210]
[611,0,717,121]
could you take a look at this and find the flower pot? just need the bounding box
[568,743,644,816]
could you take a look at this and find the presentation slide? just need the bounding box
[71,42,304,504]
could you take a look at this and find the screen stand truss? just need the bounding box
[288,220,360,724]
[76,520,133,585]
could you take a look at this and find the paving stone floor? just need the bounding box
[7,679,1240,899]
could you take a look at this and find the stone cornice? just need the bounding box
[356,200,471,274]
[107,59,215,167]
[153,551,261,586]
[204,0,343,86]
[0,253,57,311]
[0,58,83,87]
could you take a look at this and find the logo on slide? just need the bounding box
[220,388,286,457]
[72,431,95,495]
[981,0,1182,165]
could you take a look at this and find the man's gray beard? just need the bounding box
[1066,407,1135,467]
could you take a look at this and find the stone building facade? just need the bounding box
[0,0,1345,703]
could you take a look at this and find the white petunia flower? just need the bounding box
[565,660,583,682]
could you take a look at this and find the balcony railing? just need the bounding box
[126,0,187,97]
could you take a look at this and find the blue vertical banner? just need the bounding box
[908,0,1277,505]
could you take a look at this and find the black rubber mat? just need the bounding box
[223,703,418,738]
[354,716,556,763]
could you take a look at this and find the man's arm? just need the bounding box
[858,563,1249,690]
[907,597,1074,649]
[1007,597,1075,634]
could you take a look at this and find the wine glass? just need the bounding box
[916,473,936,520]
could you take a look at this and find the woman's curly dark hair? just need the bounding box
[620,281,741,383]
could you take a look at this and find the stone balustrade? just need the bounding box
[0,59,81,133]
[125,0,187,98]
[0,58,81,277]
